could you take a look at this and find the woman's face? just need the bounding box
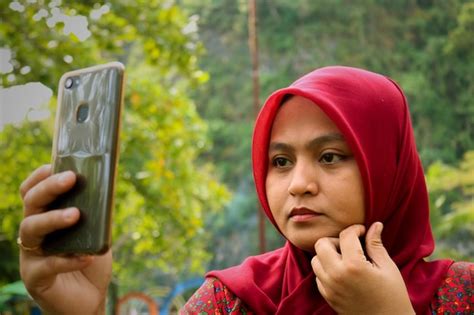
[265,96,365,252]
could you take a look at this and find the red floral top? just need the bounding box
[430,262,473,314]
[180,262,473,314]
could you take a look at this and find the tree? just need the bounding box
[0,0,230,290]
[427,151,474,260]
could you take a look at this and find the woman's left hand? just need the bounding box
[311,222,415,315]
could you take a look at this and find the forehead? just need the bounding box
[270,96,340,137]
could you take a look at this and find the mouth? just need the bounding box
[289,207,322,222]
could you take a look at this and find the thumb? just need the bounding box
[365,222,391,268]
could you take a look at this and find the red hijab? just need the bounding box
[207,66,453,314]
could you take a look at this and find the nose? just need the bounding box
[288,159,319,196]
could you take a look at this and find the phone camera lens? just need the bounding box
[65,78,74,89]
[76,103,89,123]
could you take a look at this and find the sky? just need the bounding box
[0,1,109,130]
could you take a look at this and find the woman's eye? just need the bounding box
[272,157,291,168]
[319,153,344,164]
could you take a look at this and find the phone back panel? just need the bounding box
[43,62,124,255]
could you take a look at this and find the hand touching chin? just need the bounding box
[311,223,415,315]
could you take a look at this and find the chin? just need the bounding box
[288,236,319,253]
[287,229,341,253]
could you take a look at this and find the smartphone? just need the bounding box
[42,62,125,255]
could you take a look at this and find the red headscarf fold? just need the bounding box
[208,66,452,314]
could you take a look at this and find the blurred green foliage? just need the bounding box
[0,0,230,291]
[427,151,474,260]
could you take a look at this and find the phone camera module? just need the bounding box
[65,77,74,89]
[76,103,89,123]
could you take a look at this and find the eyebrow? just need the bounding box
[268,133,345,153]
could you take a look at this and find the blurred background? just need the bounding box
[1,0,473,313]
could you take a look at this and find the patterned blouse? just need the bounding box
[180,262,473,314]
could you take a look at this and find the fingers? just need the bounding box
[19,208,80,251]
[312,237,340,284]
[311,254,329,282]
[20,164,52,198]
[339,224,367,262]
[23,171,76,216]
[20,166,79,252]
[312,225,368,296]
[365,222,391,268]
[315,274,330,300]
[22,254,94,288]
[314,237,340,266]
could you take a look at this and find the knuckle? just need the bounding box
[340,224,364,238]
[19,217,34,236]
[355,247,366,257]
[311,256,320,271]
[369,236,383,246]
[319,285,340,306]
[22,187,38,209]
[345,261,362,274]
[330,267,345,283]
[339,228,350,238]
[19,165,51,198]
[19,180,29,198]
[315,237,328,249]
[20,211,61,239]
[368,238,383,250]
[46,256,59,274]
[41,164,52,173]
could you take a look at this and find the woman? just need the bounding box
[18,66,471,314]
[181,66,472,314]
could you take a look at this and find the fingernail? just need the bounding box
[376,222,383,234]
[63,207,76,220]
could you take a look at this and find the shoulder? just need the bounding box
[207,247,287,279]
[430,261,473,314]
[180,277,251,314]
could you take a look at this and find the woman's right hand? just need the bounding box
[19,165,112,315]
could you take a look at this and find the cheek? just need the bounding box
[347,183,365,222]
[328,170,365,223]
[265,174,286,220]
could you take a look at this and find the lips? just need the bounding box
[289,207,321,222]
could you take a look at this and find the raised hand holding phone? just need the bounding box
[18,62,124,314]
[19,165,112,315]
